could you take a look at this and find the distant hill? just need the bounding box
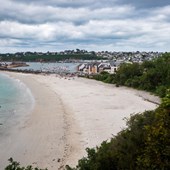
[0,53,102,62]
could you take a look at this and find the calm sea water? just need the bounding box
[12,62,79,73]
[0,73,34,131]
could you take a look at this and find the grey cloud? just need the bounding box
[0,0,170,52]
[116,0,170,9]
[12,0,115,8]
[0,1,134,24]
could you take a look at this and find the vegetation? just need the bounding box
[66,53,170,169]
[5,158,47,170]
[66,89,170,170]
[92,53,170,97]
[0,53,102,62]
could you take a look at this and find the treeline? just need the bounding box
[0,54,102,62]
[92,53,170,97]
[66,90,170,170]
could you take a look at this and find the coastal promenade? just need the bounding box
[0,71,160,169]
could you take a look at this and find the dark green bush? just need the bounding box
[67,90,170,170]
[91,53,170,97]
[5,158,47,170]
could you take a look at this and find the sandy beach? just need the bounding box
[0,72,160,169]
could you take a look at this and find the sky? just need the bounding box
[0,0,170,53]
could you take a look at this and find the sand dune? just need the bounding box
[0,72,160,169]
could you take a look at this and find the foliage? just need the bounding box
[5,158,47,170]
[161,89,170,110]
[66,90,170,170]
[0,53,102,62]
[137,90,170,169]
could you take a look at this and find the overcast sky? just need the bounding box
[0,0,170,53]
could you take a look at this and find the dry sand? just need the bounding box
[0,72,160,169]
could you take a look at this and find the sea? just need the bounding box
[11,62,79,73]
[0,73,35,132]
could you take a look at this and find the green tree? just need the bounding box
[5,158,47,170]
[137,90,170,169]
[92,53,170,97]
[67,90,170,170]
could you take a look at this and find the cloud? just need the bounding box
[116,0,170,8]
[12,0,116,8]
[0,0,170,52]
[12,0,170,9]
[0,1,134,24]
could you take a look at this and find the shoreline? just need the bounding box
[0,71,160,169]
[0,72,68,169]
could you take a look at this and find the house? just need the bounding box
[77,60,123,75]
[77,62,99,74]
[77,63,89,74]
[77,63,86,71]
[108,61,118,73]
[108,60,124,74]
[89,63,99,74]
[98,63,111,73]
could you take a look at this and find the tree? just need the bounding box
[67,90,170,170]
[92,53,170,97]
[137,90,170,169]
[5,158,47,170]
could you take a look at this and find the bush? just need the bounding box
[91,53,170,97]
[156,86,167,98]
[5,158,47,170]
[67,90,170,170]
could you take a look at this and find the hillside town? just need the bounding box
[0,50,163,75]
[77,50,163,75]
[0,50,162,62]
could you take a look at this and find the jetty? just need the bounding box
[7,62,29,68]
